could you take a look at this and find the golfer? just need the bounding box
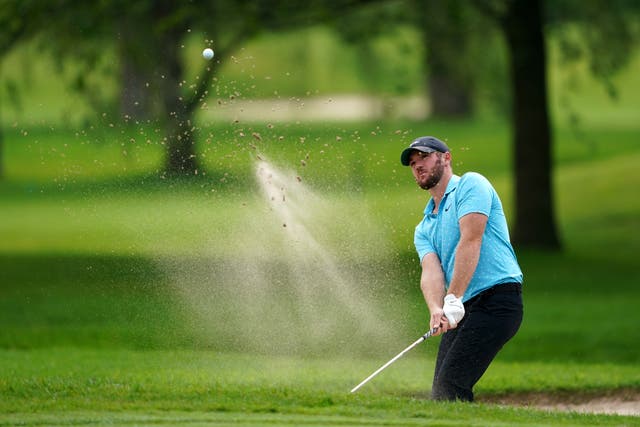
[401,136,523,402]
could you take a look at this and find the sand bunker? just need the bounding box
[479,389,640,416]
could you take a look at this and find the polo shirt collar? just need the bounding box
[424,174,460,215]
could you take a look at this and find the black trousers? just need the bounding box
[431,283,523,402]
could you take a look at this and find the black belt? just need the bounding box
[466,283,522,306]
[481,282,522,297]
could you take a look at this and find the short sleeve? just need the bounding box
[456,172,492,219]
[414,220,435,262]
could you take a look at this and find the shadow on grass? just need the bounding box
[1,248,639,364]
[0,170,254,201]
[0,253,196,350]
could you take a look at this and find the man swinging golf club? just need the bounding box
[401,136,524,402]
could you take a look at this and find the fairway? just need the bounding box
[4,409,626,427]
[1,114,639,426]
[1,348,638,426]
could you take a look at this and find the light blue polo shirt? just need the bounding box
[414,173,523,302]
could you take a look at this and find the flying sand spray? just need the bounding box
[166,157,399,356]
[252,159,392,348]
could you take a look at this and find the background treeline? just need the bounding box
[1,0,639,249]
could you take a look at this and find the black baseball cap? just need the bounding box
[400,136,450,166]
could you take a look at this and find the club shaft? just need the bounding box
[350,328,437,393]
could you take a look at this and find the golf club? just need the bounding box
[350,327,439,393]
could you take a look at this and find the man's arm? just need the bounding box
[440,213,487,328]
[447,212,487,298]
[420,252,449,335]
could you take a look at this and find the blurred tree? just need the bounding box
[0,0,637,242]
[501,0,560,249]
[473,0,639,249]
[333,1,504,117]
[0,0,32,180]
[336,0,639,250]
[0,94,3,179]
[546,0,640,119]
[0,0,369,176]
[417,0,474,117]
[330,1,418,95]
[0,0,116,179]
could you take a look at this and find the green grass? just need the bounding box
[1,118,639,425]
[0,349,637,426]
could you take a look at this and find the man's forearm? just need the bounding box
[421,270,448,332]
[448,237,482,298]
[422,276,445,313]
[420,253,447,312]
[448,213,486,298]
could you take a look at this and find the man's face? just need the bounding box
[409,150,445,190]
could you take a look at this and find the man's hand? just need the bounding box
[429,309,449,336]
[443,294,465,328]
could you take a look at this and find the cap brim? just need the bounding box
[400,146,436,166]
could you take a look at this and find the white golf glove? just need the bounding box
[443,294,465,328]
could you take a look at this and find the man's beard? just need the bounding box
[418,157,444,190]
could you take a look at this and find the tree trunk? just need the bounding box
[151,2,199,177]
[118,25,156,122]
[420,0,473,117]
[160,37,199,176]
[502,0,561,249]
[165,112,199,176]
[427,74,472,117]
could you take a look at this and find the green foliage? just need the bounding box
[212,27,372,98]
[547,0,640,98]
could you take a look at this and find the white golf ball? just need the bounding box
[202,48,214,60]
